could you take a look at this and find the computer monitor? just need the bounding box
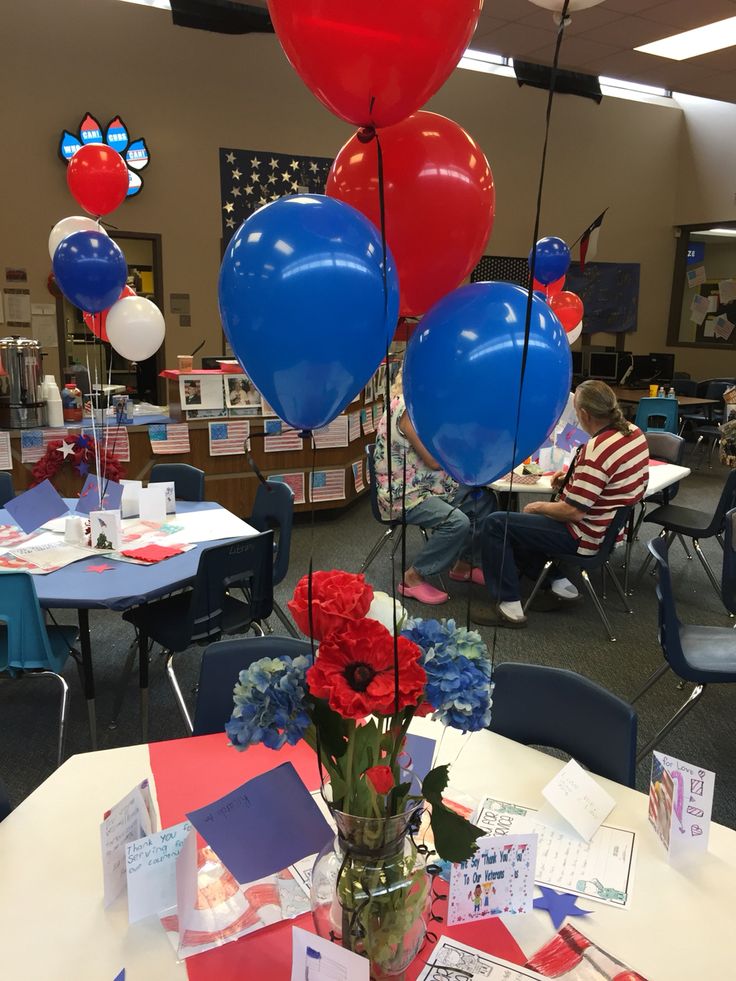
[588,352,619,381]
[571,351,582,375]
[648,353,675,382]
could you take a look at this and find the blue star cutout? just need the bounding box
[77,461,90,477]
[533,887,592,930]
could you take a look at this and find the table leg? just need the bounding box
[624,511,635,597]
[77,608,97,751]
[139,629,149,743]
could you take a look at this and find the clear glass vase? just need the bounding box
[310,804,430,979]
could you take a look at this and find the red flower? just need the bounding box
[365,765,395,795]
[288,570,374,641]
[306,618,425,719]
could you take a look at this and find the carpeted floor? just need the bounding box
[3,447,734,829]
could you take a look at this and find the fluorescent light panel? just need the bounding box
[636,16,736,61]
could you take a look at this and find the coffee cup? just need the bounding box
[64,516,85,546]
[177,355,194,372]
[649,384,659,397]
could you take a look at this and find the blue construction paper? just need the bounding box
[75,476,123,515]
[5,480,68,534]
[557,423,589,450]
[185,762,333,884]
[113,971,125,981]
[533,886,592,929]
[403,733,436,788]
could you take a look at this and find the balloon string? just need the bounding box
[490,0,571,668]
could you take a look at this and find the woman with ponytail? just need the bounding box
[475,380,649,628]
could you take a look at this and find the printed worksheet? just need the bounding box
[417,936,545,981]
[476,798,635,909]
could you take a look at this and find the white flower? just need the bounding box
[366,590,407,635]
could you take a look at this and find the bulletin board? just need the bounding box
[693,281,736,345]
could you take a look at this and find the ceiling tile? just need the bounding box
[679,73,736,101]
[546,34,622,64]
[603,0,670,12]
[518,6,625,34]
[690,47,736,71]
[578,14,678,47]
[479,0,538,23]
[468,16,510,47]
[639,0,736,30]
[476,21,558,57]
[584,48,683,83]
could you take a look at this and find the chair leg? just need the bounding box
[692,539,722,599]
[635,684,706,764]
[164,650,194,734]
[580,569,616,641]
[631,661,671,703]
[37,670,70,769]
[605,562,633,613]
[676,534,693,560]
[390,526,406,558]
[633,529,668,587]
[108,639,139,730]
[522,560,553,615]
[360,527,397,574]
[272,600,299,637]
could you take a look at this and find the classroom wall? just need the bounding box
[1,0,733,387]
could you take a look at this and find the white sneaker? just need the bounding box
[551,577,579,601]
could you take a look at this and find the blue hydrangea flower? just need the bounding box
[226,655,311,751]
[401,618,494,733]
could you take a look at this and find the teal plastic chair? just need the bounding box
[634,397,678,434]
[0,573,79,767]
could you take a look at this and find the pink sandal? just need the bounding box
[398,581,449,605]
[449,568,486,586]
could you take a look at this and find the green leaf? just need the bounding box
[310,698,350,761]
[422,764,484,864]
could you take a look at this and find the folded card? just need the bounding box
[541,759,615,842]
[100,780,158,907]
[649,752,715,860]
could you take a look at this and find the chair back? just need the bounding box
[722,507,736,615]
[697,378,735,398]
[192,636,311,735]
[671,378,697,397]
[150,463,205,502]
[648,536,698,681]
[250,479,294,586]
[571,506,632,570]
[0,473,14,509]
[0,573,67,673]
[184,531,274,643]
[645,431,685,503]
[489,663,637,787]
[634,397,678,434]
[702,469,736,537]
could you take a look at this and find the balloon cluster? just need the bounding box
[48,144,165,363]
[530,236,584,345]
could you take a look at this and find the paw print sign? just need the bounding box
[59,113,150,197]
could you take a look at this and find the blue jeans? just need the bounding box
[480,511,580,604]
[406,488,495,577]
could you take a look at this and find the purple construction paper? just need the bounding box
[75,476,123,515]
[5,480,68,534]
[403,733,436,789]
[533,886,592,929]
[557,424,589,449]
[185,762,333,884]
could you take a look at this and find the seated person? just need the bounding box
[374,373,492,605]
[474,379,649,628]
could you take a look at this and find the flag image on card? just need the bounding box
[208,420,250,456]
[149,424,191,455]
[263,419,303,453]
[20,428,67,464]
[310,469,345,503]
[270,472,306,505]
[648,752,715,858]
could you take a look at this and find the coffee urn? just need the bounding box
[0,336,48,429]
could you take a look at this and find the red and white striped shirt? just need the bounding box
[562,425,649,555]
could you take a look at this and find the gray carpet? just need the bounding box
[3,446,734,829]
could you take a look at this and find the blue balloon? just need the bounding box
[533,290,548,303]
[52,231,128,314]
[218,195,399,431]
[403,282,571,486]
[528,236,571,286]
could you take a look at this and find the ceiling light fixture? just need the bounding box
[636,16,736,61]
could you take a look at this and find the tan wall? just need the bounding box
[1,0,732,389]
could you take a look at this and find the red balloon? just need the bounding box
[549,291,584,332]
[546,274,566,297]
[83,285,136,342]
[66,143,129,216]
[326,112,495,317]
[267,0,483,128]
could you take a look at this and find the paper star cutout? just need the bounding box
[244,185,254,195]
[60,440,76,459]
[258,196,268,206]
[533,887,592,930]
[269,157,279,169]
[290,181,300,192]
[250,157,261,168]
[231,186,241,197]
[231,167,242,180]
[86,563,115,573]
[290,159,299,170]
[267,174,277,185]
[270,193,280,201]
[281,170,292,183]
[75,434,93,449]
[225,151,235,164]
[251,171,260,183]
[309,161,319,173]
[223,201,234,213]
[225,218,236,229]
[77,461,90,476]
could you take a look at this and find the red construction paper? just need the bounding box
[86,563,115,573]
[120,543,185,562]
[648,458,667,467]
[159,369,227,378]
[148,735,526,980]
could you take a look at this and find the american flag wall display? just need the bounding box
[149,424,191,455]
[220,148,333,244]
[361,408,375,436]
[263,419,303,453]
[313,415,349,450]
[269,472,306,505]
[85,425,131,463]
[20,428,68,464]
[310,469,346,503]
[0,432,11,470]
[347,412,361,443]
[208,420,250,457]
[352,460,365,494]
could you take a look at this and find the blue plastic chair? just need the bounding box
[0,573,78,767]
[633,535,736,762]
[523,506,634,642]
[490,663,637,787]
[680,380,732,440]
[249,479,298,637]
[0,473,14,508]
[635,397,678,434]
[192,636,311,736]
[150,463,205,502]
[722,507,736,615]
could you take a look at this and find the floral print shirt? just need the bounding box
[374,395,457,518]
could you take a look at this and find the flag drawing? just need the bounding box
[313,415,349,449]
[263,419,303,453]
[20,428,68,464]
[575,208,608,272]
[347,412,361,443]
[0,432,11,470]
[270,472,306,505]
[310,469,346,503]
[208,420,250,456]
[84,425,131,463]
[361,408,375,436]
[220,148,333,243]
[352,461,365,494]
[149,424,191,455]
[714,315,734,341]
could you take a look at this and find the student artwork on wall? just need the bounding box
[59,113,150,197]
[219,148,333,242]
[223,374,262,414]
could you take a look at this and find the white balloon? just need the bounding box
[106,296,166,362]
[528,0,605,11]
[566,322,583,345]
[48,215,107,260]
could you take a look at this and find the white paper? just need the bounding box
[541,759,615,842]
[120,479,142,519]
[686,266,706,288]
[447,834,537,926]
[91,509,121,551]
[3,288,31,325]
[312,415,349,449]
[0,432,11,470]
[649,752,715,860]
[703,316,716,338]
[706,293,719,313]
[714,315,735,341]
[126,821,192,924]
[156,481,176,514]
[179,373,224,410]
[160,508,259,545]
[718,279,736,304]
[690,293,709,325]
[100,780,157,907]
[291,925,370,981]
[139,485,168,524]
[476,797,635,909]
[416,936,545,981]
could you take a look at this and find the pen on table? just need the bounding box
[305,945,320,979]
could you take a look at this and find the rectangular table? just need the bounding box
[0,720,732,980]
[612,387,720,409]
[490,461,690,499]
